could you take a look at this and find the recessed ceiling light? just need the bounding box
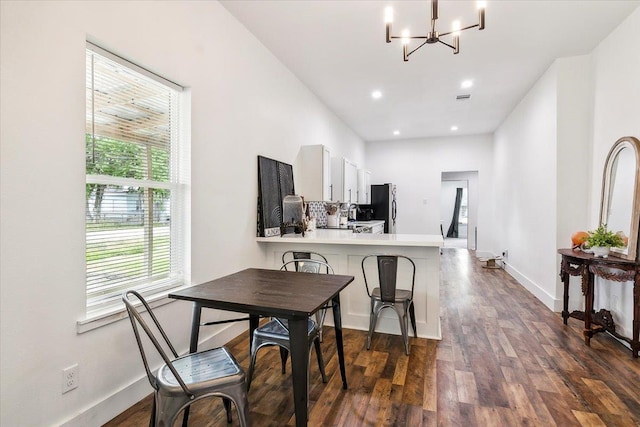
[393,130,400,135]
[461,80,473,89]
[451,126,458,131]
[371,90,382,99]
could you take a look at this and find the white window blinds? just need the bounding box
[85,43,185,315]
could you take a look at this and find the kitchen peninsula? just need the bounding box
[257,230,443,340]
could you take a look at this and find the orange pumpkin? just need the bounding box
[571,231,589,247]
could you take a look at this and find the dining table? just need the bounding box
[169,267,355,427]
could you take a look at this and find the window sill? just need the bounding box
[76,287,189,334]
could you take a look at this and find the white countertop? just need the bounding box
[257,229,443,247]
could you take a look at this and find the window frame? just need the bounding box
[83,42,187,324]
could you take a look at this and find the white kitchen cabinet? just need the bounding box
[331,157,358,203]
[297,145,332,201]
[357,169,371,204]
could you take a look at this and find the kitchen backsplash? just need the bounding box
[307,201,328,227]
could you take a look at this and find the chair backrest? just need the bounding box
[280,259,334,275]
[361,255,416,302]
[281,251,330,273]
[122,290,194,398]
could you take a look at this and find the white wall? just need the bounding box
[493,64,559,307]
[492,7,639,330]
[0,1,364,426]
[588,7,640,339]
[492,55,594,310]
[366,135,493,254]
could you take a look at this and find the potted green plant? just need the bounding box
[585,224,624,258]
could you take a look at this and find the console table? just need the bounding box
[558,248,639,358]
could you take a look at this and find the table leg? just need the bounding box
[184,303,203,427]
[561,268,570,325]
[332,294,348,389]
[583,271,594,346]
[249,314,259,358]
[189,303,202,353]
[288,317,309,427]
[633,273,639,358]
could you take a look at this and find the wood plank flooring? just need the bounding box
[104,248,640,426]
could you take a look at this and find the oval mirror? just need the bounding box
[599,136,640,261]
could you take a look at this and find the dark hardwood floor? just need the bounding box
[105,248,640,426]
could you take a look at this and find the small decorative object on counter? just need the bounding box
[281,195,306,236]
[584,224,625,258]
[571,231,589,250]
[326,202,340,228]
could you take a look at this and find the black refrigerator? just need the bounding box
[371,184,396,234]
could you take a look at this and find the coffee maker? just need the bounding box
[356,204,374,221]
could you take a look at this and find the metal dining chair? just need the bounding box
[246,259,334,391]
[281,250,332,341]
[361,255,417,355]
[122,290,249,427]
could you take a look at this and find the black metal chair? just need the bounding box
[122,290,249,427]
[281,251,331,341]
[361,255,417,355]
[246,259,333,391]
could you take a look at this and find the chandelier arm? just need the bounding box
[438,40,456,50]
[407,40,430,57]
[440,24,479,38]
[390,35,429,40]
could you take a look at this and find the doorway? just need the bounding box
[441,171,478,250]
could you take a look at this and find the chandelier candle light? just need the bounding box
[385,0,486,61]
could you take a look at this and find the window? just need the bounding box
[85,43,185,315]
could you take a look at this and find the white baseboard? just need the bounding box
[503,263,559,311]
[59,321,248,427]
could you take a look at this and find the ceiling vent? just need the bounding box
[456,94,471,100]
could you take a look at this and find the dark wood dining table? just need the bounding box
[169,268,355,426]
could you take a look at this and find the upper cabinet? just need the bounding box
[332,157,358,203]
[297,145,332,202]
[357,169,371,204]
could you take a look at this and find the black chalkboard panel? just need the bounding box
[257,156,295,237]
[278,162,294,201]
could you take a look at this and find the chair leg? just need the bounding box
[316,306,328,342]
[279,347,289,374]
[247,341,259,390]
[367,302,381,350]
[226,387,250,427]
[236,396,250,427]
[408,301,417,338]
[393,304,410,355]
[149,394,156,427]
[223,398,233,423]
[313,336,327,383]
[155,393,189,427]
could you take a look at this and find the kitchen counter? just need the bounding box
[257,231,443,341]
[257,229,442,247]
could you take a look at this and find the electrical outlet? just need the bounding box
[502,250,508,258]
[62,364,79,394]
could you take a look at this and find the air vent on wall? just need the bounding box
[456,94,471,100]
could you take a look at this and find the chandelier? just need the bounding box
[385,0,486,61]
